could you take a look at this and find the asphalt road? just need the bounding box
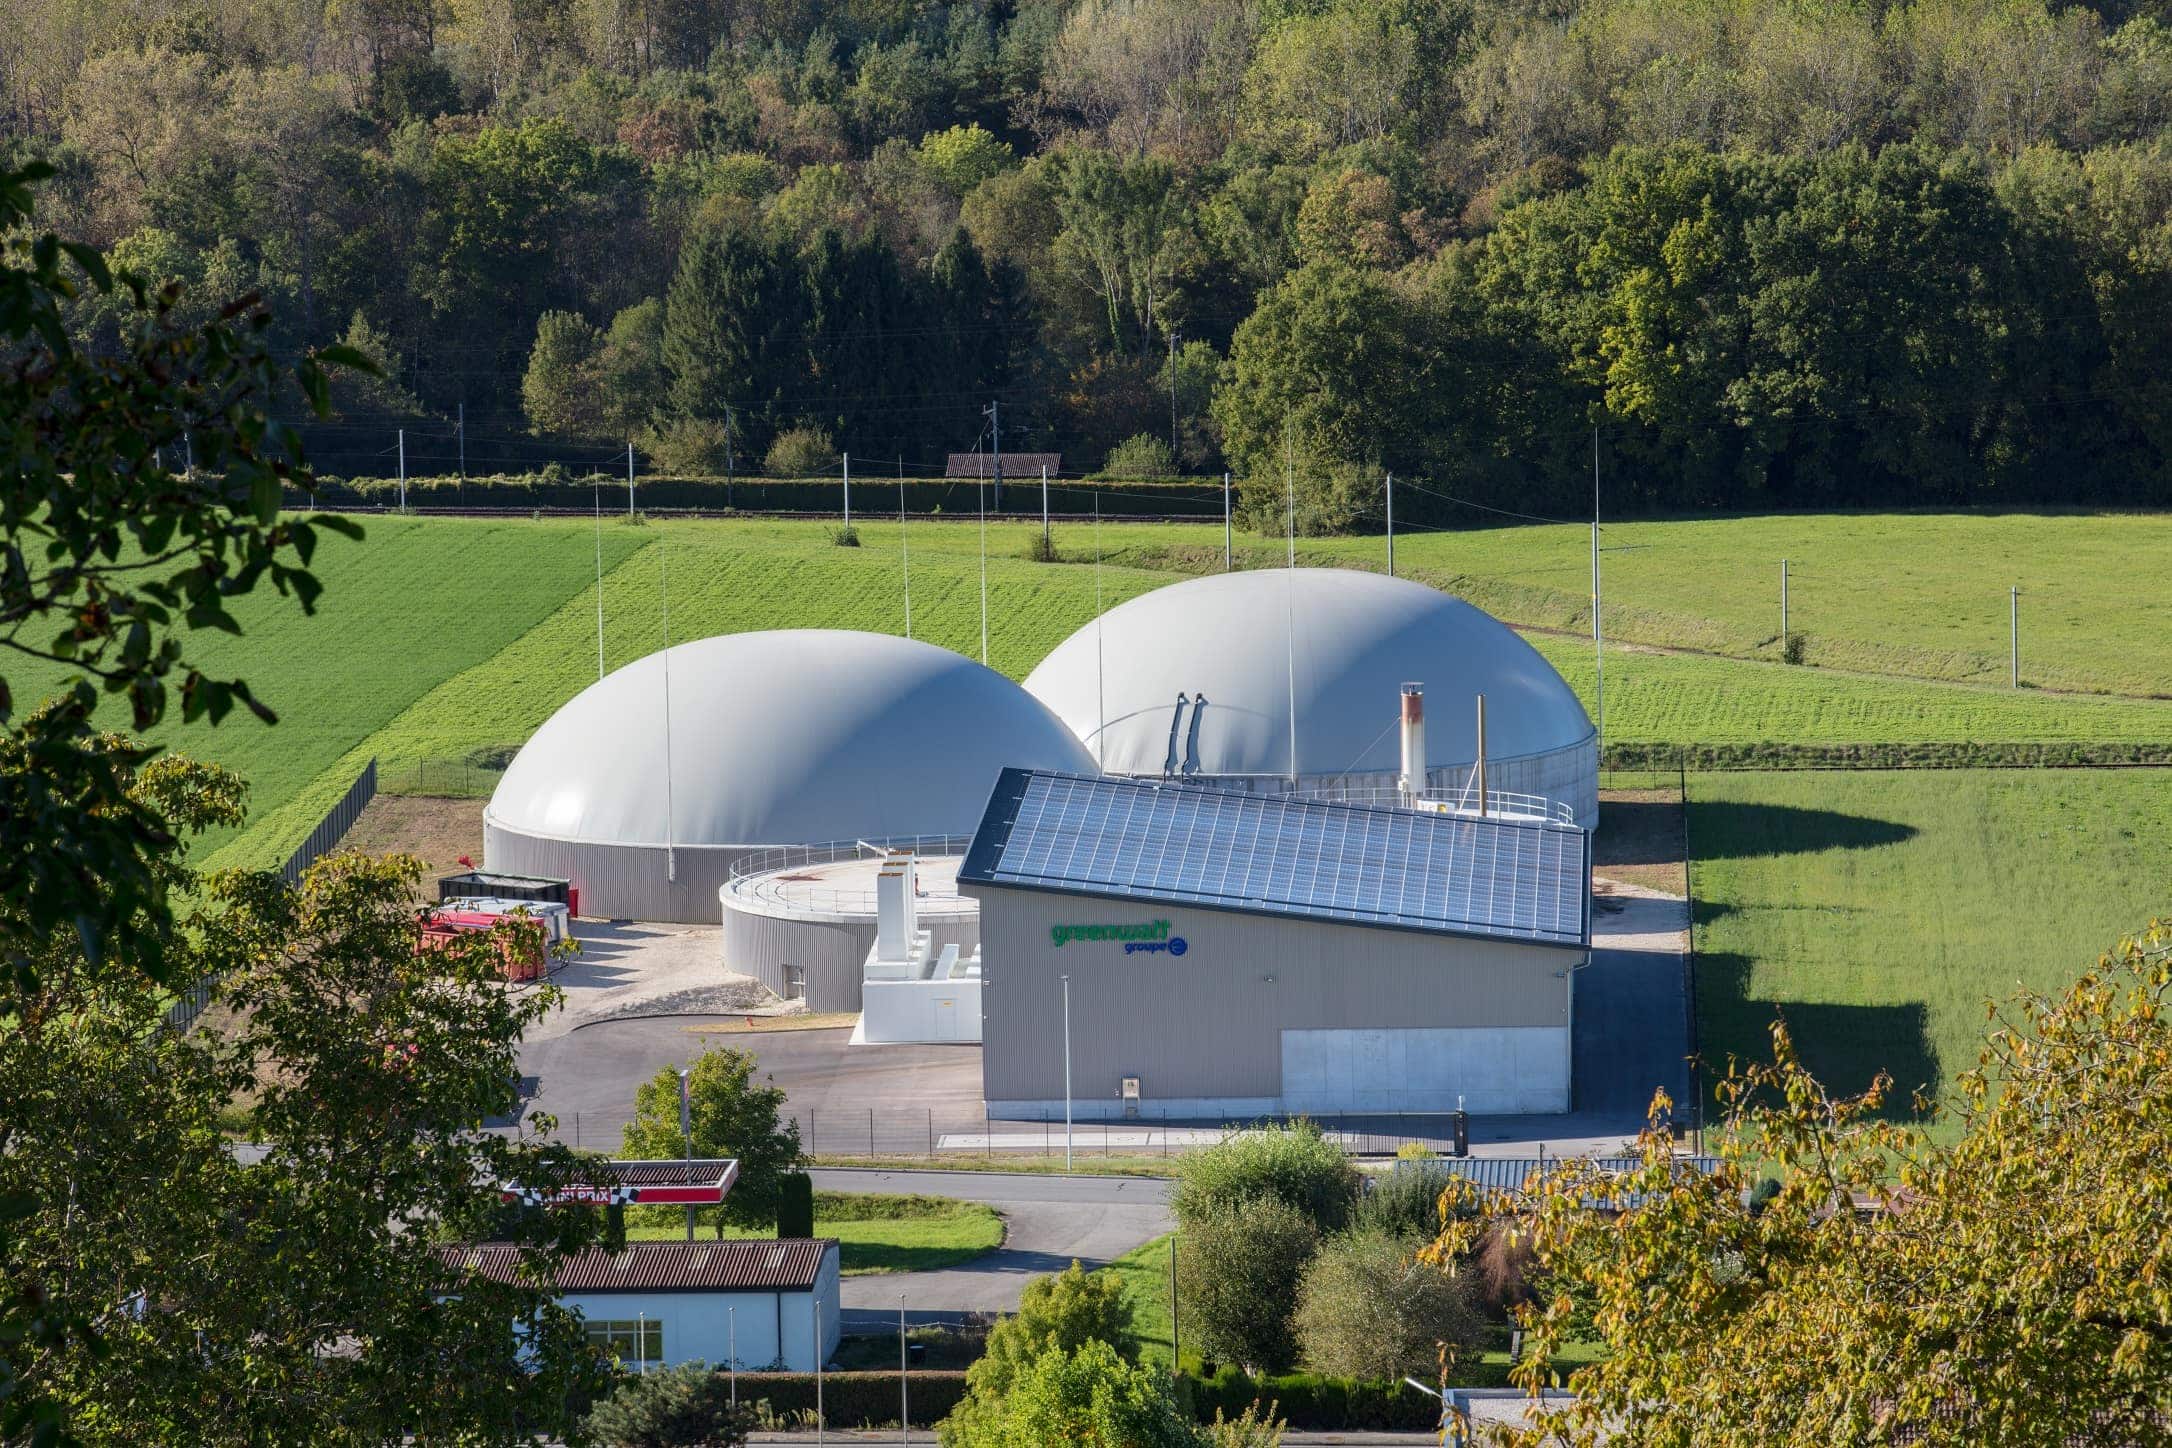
[815,1168,1172,1323]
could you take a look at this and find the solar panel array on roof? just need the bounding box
[960,770,1590,948]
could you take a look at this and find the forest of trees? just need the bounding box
[5,0,2172,516]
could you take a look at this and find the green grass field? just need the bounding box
[1688,768,2172,1118]
[9,516,649,865]
[626,1191,1002,1276]
[1283,510,2172,699]
[27,512,2172,877]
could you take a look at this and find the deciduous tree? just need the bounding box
[1429,921,2172,1446]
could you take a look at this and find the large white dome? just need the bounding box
[484,630,1098,921]
[1023,568,1595,819]
[489,630,1097,848]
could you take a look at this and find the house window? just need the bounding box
[783,965,806,1001]
[585,1318,663,1370]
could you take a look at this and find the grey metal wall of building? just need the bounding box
[970,883,1579,1113]
[484,822,755,924]
[721,908,980,1014]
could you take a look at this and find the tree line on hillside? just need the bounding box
[5,0,2172,516]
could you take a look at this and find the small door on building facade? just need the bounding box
[933,996,963,1041]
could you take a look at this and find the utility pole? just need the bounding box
[678,1067,694,1243]
[2011,585,2020,688]
[1385,471,1394,577]
[983,400,1001,511]
[1061,974,1073,1172]
[627,440,636,518]
[900,460,912,639]
[1223,473,1232,570]
[594,479,606,682]
[1168,1235,1180,1370]
[1781,558,1790,643]
[457,402,465,480]
[843,452,850,529]
[397,428,406,511]
[723,406,735,509]
[899,1295,910,1445]
[1591,426,1604,749]
[1041,463,1050,552]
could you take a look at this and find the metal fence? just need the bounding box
[549,1105,1520,1162]
[164,759,379,1033]
[277,758,379,887]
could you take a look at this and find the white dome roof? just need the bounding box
[1024,568,1593,778]
[487,630,1098,848]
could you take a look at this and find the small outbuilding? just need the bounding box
[440,1239,842,1374]
[961,769,1591,1120]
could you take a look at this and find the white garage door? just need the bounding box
[1280,1027,1569,1116]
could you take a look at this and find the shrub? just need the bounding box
[1782,630,1808,665]
[941,1340,1197,1448]
[1103,433,1176,478]
[1348,1168,1449,1239]
[1204,1401,1286,1446]
[1172,1120,1361,1233]
[1177,1196,1319,1375]
[1293,1229,1485,1382]
[582,1363,750,1447]
[764,425,837,477]
[970,1261,1134,1397]
[642,418,737,475]
[1026,529,1060,562]
[776,1171,814,1239]
[736,1371,968,1427]
[1184,1367,1460,1430]
[828,523,861,547]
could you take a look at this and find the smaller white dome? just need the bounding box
[487,630,1098,848]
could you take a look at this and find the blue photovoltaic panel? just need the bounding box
[960,770,1590,949]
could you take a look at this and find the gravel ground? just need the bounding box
[531,921,784,1038]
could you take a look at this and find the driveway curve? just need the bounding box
[814,1168,1172,1325]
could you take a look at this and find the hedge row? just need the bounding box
[730,1370,968,1428]
[615,1363,1516,1434]
[1602,741,2172,771]
[282,472,1225,516]
[1178,1364,1511,1431]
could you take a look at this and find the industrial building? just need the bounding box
[1022,568,1599,828]
[960,769,1592,1119]
[483,630,1096,922]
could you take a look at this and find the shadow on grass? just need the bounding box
[839,1241,1018,1276]
[1697,952,1940,1123]
[1595,798,1686,868]
[1688,800,1917,860]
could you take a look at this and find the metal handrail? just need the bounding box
[1298,782,1576,826]
[721,835,976,920]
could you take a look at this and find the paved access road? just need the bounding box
[815,1168,1173,1323]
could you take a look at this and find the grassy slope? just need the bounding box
[1293,510,2172,699]
[119,514,2172,867]
[1688,768,2172,1115]
[10,516,649,867]
[625,1191,1002,1276]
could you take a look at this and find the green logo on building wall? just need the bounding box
[1051,920,1173,947]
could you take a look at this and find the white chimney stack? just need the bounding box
[1399,683,1426,804]
[874,852,918,961]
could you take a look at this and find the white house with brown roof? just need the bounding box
[442,1239,842,1372]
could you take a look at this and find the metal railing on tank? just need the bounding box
[721,835,976,919]
[1298,781,1576,827]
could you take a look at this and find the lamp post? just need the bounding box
[899,1292,910,1444]
[1062,974,1073,1171]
